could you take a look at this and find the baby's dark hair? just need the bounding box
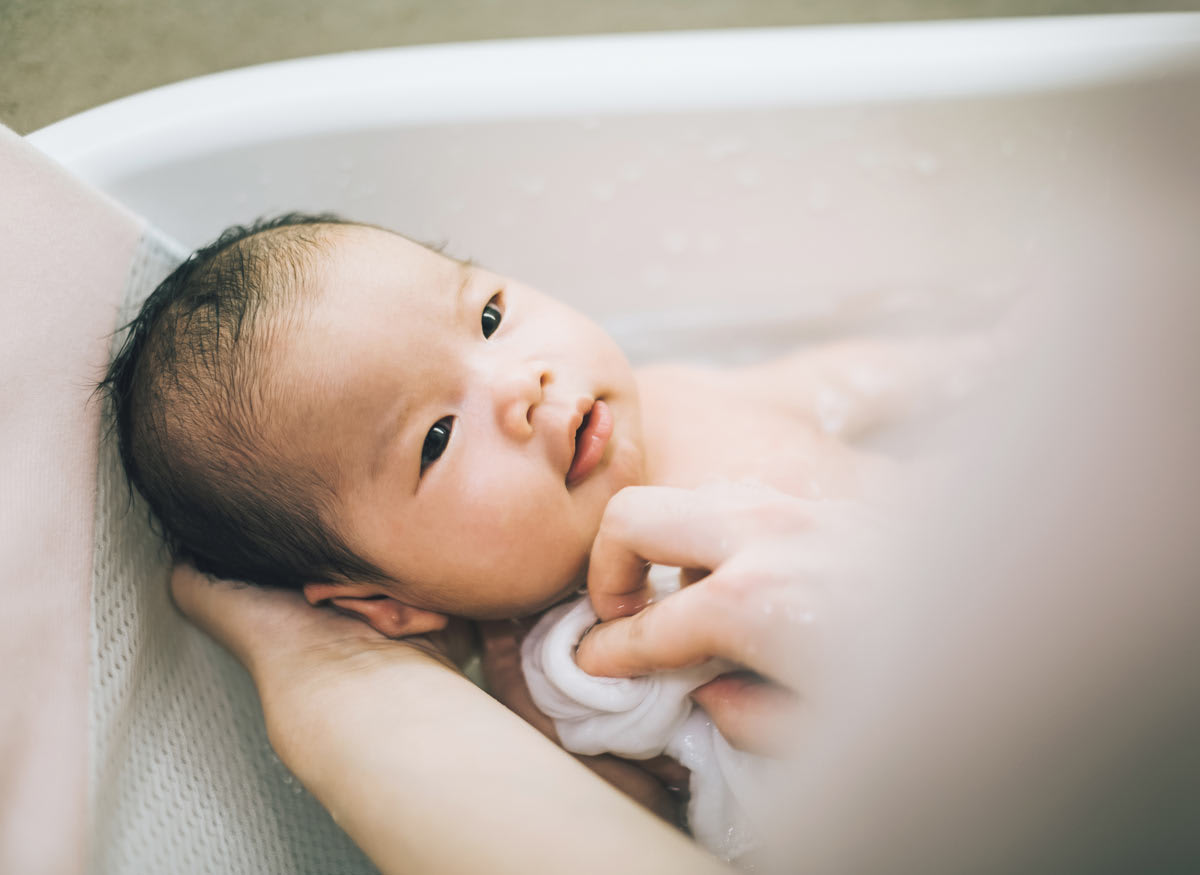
[100,212,389,590]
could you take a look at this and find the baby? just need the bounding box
[104,212,968,857]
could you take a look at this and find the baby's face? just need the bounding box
[275,225,645,619]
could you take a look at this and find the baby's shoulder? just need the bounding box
[633,359,801,423]
[634,360,770,430]
[635,360,729,398]
[633,360,837,492]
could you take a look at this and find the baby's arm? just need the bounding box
[736,334,995,441]
[478,618,689,826]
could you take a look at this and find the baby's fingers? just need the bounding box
[478,619,560,742]
[691,673,801,756]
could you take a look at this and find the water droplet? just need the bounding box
[734,165,761,187]
[640,264,667,288]
[515,176,545,196]
[619,162,645,181]
[912,153,940,176]
[590,181,615,202]
[661,229,689,255]
[706,136,746,161]
[815,386,849,435]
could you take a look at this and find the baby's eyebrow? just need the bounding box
[367,390,410,483]
[366,261,475,483]
[454,263,473,308]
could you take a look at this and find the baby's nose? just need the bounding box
[494,360,551,438]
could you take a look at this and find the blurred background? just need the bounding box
[2,0,1195,134]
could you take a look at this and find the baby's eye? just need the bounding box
[481,294,503,339]
[420,417,453,473]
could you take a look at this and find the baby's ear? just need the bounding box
[302,582,449,638]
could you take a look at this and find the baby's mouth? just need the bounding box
[567,399,613,487]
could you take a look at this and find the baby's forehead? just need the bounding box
[319,223,464,268]
[261,226,474,457]
[302,226,491,322]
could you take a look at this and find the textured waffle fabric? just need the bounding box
[87,232,379,875]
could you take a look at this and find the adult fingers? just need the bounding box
[691,673,802,756]
[169,564,291,664]
[589,484,798,620]
[577,576,759,679]
[581,546,821,691]
[169,564,381,678]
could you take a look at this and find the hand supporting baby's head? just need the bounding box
[102,216,647,631]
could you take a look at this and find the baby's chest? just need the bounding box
[636,365,868,500]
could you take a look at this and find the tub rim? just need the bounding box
[27,13,1200,185]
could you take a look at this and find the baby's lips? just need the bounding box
[567,399,613,486]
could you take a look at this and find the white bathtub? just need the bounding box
[29,13,1200,365]
[29,14,1200,874]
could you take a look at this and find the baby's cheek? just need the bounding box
[608,437,648,495]
[472,489,575,556]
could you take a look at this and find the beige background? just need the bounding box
[2,0,1196,134]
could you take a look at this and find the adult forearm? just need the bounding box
[264,645,723,875]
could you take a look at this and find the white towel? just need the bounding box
[521,574,767,861]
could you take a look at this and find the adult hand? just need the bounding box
[576,483,884,755]
[171,566,685,817]
[171,565,721,875]
[169,565,469,758]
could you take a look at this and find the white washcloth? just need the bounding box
[521,579,767,861]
